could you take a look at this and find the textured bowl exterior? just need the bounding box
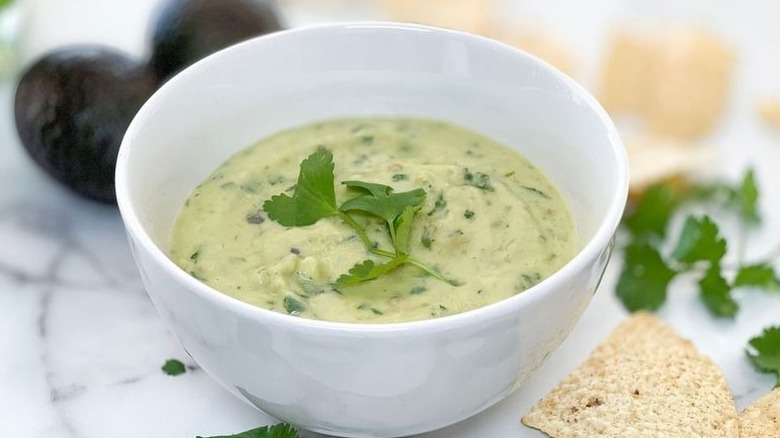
[117,23,627,437]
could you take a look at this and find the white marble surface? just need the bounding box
[2,1,780,437]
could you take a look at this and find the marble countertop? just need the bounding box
[2,1,780,437]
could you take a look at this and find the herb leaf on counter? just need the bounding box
[615,168,777,318]
[699,263,738,317]
[623,184,680,239]
[671,216,727,265]
[162,359,186,376]
[737,168,760,223]
[616,240,677,312]
[734,264,780,290]
[196,423,299,438]
[746,327,780,388]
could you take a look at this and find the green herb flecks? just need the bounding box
[521,186,550,199]
[283,296,306,315]
[463,168,494,191]
[162,359,186,376]
[246,211,266,225]
[410,285,427,295]
[427,192,447,216]
[464,210,475,219]
[197,423,300,438]
[263,148,454,288]
[421,226,434,249]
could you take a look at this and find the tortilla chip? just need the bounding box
[644,29,735,139]
[758,100,780,128]
[521,312,740,437]
[377,0,493,34]
[599,31,656,114]
[599,29,734,139]
[626,134,718,199]
[740,389,780,437]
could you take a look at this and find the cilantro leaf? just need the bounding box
[336,258,406,287]
[699,263,738,318]
[263,148,339,226]
[161,359,186,376]
[616,240,678,312]
[734,263,780,290]
[340,180,425,253]
[623,184,680,239]
[737,168,760,224]
[671,216,727,265]
[394,205,420,255]
[197,423,299,438]
[463,168,494,191]
[746,326,780,388]
[340,180,426,225]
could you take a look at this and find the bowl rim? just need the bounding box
[116,21,629,335]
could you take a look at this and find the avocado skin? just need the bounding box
[14,46,156,203]
[150,0,283,82]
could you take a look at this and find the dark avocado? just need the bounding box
[14,46,156,203]
[149,0,283,82]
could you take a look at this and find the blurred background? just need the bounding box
[5,0,780,201]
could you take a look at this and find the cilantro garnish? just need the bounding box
[162,359,186,376]
[738,168,760,224]
[698,263,738,317]
[615,240,676,312]
[623,184,680,239]
[746,327,780,388]
[616,168,778,318]
[671,216,727,265]
[734,263,780,290]
[263,148,453,288]
[263,147,340,227]
[197,423,299,438]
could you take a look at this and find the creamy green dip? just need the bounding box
[170,118,576,323]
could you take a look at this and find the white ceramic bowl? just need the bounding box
[116,22,627,437]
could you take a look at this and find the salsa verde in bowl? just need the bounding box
[116,23,627,437]
[170,117,577,323]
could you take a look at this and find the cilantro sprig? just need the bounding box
[616,168,779,318]
[197,423,298,438]
[746,326,780,388]
[263,147,452,288]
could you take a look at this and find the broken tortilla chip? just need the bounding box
[599,28,735,139]
[521,312,740,437]
[599,31,655,114]
[740,389,780,438]
[644,29,735,139]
